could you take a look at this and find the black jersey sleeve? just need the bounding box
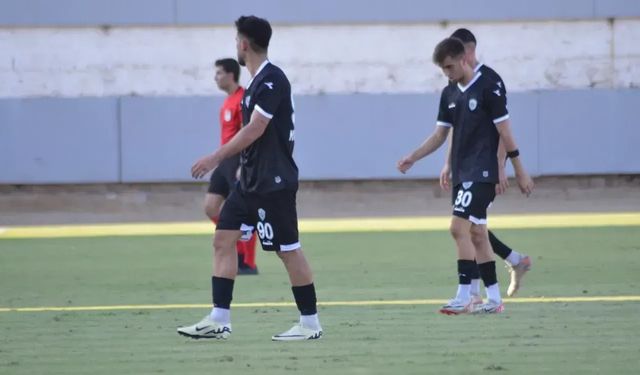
[436,88,453,127]
[492,73,507,105]
[485,83,509,124]
[252,75,284,120]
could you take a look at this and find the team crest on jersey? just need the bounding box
[224,109,232,122]
[468,98,478,111]
[258,208,266,221]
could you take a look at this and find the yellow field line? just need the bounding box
[0,212,639,239]
[1,296,639,313]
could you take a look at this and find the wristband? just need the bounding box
[506,149,520,159]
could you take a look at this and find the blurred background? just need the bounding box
[1,0,639,224]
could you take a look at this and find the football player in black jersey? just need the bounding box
[398,37,534,314]
[438,28,533,300]
[180,15,322,341]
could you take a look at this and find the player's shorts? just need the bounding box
[451,181,496,225]
[207,154,240,198]
[217,187,300,252]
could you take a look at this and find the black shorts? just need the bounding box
[451,182,496,225]
[217,188,300,252]
[207,155,240,198]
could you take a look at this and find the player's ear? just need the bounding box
[240,38,249,52]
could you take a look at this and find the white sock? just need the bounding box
[470,279,482,296]
[485,284,502,303]
[210,307,230,324]
[506,251,522,266]
[300,314,321,330]
[455,284,471,302]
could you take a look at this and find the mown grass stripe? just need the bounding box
[1,212,639,239]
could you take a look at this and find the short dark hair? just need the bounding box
[450,28,477,45]
[215,58,240,82]
[235,15,272,52]
[432,37,466,65]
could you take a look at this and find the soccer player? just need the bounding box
[397,37,534,314]
[439,28,532,298]
[179,15,322,341]
[204,58,258,275]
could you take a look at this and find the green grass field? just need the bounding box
[1,227,639,374]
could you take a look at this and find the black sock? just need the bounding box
[469,260,480,280]
[488,230,512,260]
[478,261,498,287]
[211,276,234,309]
[291,283,317,315]
[457,259,476,285]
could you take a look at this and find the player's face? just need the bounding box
[214,66,232,91]
[236,34,247,66]
[439,56,465,83]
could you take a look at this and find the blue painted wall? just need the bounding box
[0,98,120,184]
[1,0,639,26]
[1,90,638,184]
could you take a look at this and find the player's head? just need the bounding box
[214,58,240,91]
[450,28,477,64]
[235,15,272,66]
[432,37,469,83]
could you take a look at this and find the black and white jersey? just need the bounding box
[436,67,509,186]
[240,60,298,194]
[477,63,507,100]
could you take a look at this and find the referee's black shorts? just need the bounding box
[207,154,240,198]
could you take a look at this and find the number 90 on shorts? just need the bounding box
[256,221,274,241]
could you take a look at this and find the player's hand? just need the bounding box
[397,156,415,174]
[515,171,534,197]
[496,166,509,195]
[439,164,451,191]
[191,154,220,179]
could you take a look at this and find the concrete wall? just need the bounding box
[2,20,640,98]
[0,98,120,183]
[1,90,638,184]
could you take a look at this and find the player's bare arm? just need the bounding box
[439,133,453,191]
[397,125,450,174]
[496,138,509,195]
[191,111,270,179]
[494,118,534,196]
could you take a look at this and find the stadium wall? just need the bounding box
[1,2,638,184]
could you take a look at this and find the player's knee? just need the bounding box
[204,204,218,221]
[470,226,488,246]
[213,233,235,253]
[449,222,469,240]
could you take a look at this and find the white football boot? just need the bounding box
[272,323,323,341]
[439,298,472,315]
[177,315,231,340]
